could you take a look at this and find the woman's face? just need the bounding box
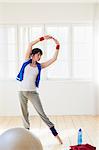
[32,52,42,62]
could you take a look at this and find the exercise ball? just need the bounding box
[0,128,43,150]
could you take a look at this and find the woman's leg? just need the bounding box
[28,91,54,128]
[18,91,30,129]
[28,91,63,144]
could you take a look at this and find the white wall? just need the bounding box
[94,4,99,115]
[0,3,97,116]
[0,80,95,116]
[0,0,98,3]
[0,3,94,24]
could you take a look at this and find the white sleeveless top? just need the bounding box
[17,64,38,91]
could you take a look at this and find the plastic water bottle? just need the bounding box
[77,128,82,145]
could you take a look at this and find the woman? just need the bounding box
[16,35,63,144]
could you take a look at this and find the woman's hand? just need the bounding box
[40,35,59,44]
[39,35,60,50]
[43,35,52,40]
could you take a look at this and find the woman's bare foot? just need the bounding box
[56,135,63,144]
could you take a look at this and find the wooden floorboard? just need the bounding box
[0,116,98,150]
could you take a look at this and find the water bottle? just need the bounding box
[77,128,82,145]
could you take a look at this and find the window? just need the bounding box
[72,25,93,80]
[45,25,70,79]
[45,24,93,80]
[18,25,45,65]
[0,24,94,80]
[0,25,17,79]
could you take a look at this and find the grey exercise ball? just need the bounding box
[0,128,43,150]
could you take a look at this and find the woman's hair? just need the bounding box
[31,48,43,56]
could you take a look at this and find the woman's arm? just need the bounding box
[41,38,60,69]
[25,35,52,60]
[25,38,40,60]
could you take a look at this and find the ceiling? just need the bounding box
[0,0,98,3]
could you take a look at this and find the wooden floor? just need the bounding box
[0,116,98,150]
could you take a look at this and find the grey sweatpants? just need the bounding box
[18,91,54,129]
